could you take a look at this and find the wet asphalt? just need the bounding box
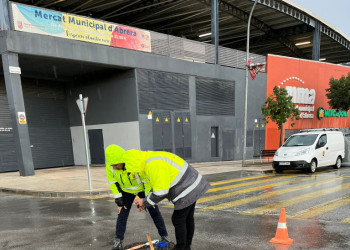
[1,168,350,249]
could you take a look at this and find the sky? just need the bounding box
[290,0,350,38]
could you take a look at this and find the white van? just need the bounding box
[273,129,345,173]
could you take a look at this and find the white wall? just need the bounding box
[70,121,140,165]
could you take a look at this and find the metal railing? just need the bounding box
[150,31,266,71]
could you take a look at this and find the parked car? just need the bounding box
[273,129,345,173]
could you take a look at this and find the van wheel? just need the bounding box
[333,156,342,169]
[308,160,317,173]
[275,169,283,173]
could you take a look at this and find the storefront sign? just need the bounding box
[11,3,151,52]
[265,55,350,150]
[317,107,349,120]
[279,77,316,119]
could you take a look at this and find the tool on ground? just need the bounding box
[127,240,159,250]
[146,233,155,250]
[270,208,293,245]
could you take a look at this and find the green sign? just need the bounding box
[317,107,349,120]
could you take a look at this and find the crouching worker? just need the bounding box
[123,149,211,250]
[105,145,170,250]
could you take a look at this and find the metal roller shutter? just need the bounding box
[196,77,235,116]
[137,69,189,114]
[0,78,74,172]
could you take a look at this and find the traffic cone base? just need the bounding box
[270,208,293,245]
[270,237,293,245]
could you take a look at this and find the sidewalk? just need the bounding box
[0,160,274,198]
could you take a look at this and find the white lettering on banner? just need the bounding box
[279,77,316,119]
[300,113,314,119]
[285,86,316,104]
[0,127,13,132]
[297,106,314,112]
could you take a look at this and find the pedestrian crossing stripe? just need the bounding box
[210,174,274,186]
[198,177,340,211]
[341,217,350,223]
[207,175,293,193]
[208,171,334,187]
[242,183,350,215]
[162,175,330,208]
[197,176,314,204]
[292,195,350,219]
[86,197,104,200]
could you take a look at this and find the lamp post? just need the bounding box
[242,0,258,167]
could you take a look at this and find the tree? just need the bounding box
[261,86,300,146]
[326,73,350,111]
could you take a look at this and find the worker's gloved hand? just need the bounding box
[114,197,125,207]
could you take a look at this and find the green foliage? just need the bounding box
[326,73,350,111]
[261,86,300,130]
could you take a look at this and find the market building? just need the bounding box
[265,54,350,150]
[0,0,349,175]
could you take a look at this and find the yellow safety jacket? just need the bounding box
[123,150,210,210]
[105,144,150,198]
[106,166,150,198]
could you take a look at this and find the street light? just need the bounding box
[242,0,258,167]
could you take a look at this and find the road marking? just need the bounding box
[291,195,350,219]
[243,183,350,215]
[86,197,105,200]
[198,177,341,211]
[163,176,332,208]
[197,176,313,204]
[207,176,294,193]
[210,175,274,186]
[341,217,350,223]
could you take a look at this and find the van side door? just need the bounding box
[315,134,327,167]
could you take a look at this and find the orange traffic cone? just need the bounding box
[270,208,293,245]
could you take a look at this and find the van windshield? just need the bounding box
[283,134,318,147]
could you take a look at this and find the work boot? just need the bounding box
[161,236,172,243]
[112,238,123,250]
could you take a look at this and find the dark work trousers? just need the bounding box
[171,202,196,250]
[115,190,168,240]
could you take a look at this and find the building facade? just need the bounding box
[265,54,350,150]
[0,2,267,173]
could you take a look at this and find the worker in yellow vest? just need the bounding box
[122,149,210,250]
[105,145,170,250]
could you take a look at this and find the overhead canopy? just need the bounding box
[12,0,350,64]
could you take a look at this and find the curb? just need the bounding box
[242,169,274,174]
[0,169,275,198]
[0,188,111,198]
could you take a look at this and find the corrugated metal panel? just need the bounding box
[150,31,169,57]
[137,69,189,114]
[150,31,266,71]
[0,81,17,172]
[23,79,74,169]
[196,77,235,116]
[0,79,74,172]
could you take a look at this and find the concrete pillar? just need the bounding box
[2,52,35,176]
[312,21,321,61]
[189,76,197,161]
[211,0,219,64]
[0,0,11,30]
